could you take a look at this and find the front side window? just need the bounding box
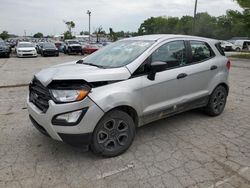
[151,41,187,69]
[190,41,214,63]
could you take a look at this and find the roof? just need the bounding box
[123,34,218,43]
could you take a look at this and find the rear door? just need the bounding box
[179,40,219,102]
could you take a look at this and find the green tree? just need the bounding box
[0,31,9,40]
[177,16,193,35]
[93,26,106,42]
[235,0,250,9]
[194,12,217,38]
[109,28,118,41]
[64,21,75,34]
[33,32,43,38]
[80,31,89,35]
[64,31,75,40]
[138,16,179,35]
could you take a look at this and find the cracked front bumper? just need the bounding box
[27,96,104,143]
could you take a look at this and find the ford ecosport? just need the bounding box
[27,35,230,157]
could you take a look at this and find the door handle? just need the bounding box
[177,73,188,79]
[210,65,218,70]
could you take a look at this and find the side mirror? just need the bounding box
[147,61,166,81]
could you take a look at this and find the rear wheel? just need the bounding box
[91,110,135,157]
[205,85,228,116]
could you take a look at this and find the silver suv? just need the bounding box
[27,35,230,157]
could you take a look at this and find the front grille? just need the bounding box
[45,50,56,55]
[29,78,51,113]
[71,46,81,50]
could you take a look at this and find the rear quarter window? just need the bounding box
[215,43,225,56]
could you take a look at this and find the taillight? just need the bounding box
[227,60,231,70]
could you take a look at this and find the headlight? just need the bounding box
[50,88,90,103]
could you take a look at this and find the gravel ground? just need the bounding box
[0,55,250,188]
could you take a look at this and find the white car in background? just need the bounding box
[220,41,235,51]
[232,40,250,52]
[16,42,37,57]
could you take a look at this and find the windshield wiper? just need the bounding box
[84,63,106,69]
[76,60,105,69]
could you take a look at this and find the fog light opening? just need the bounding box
[56,110,82,123]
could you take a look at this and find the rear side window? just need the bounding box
[190,41,215,63]
[215,43,225,56]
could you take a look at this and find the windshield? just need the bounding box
[68,41,79,44]
[18,43,34,48]
[83,40,154,68]
[0,41,5,46]
[43,43,56,48]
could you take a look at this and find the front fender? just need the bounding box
[88,79,143,117]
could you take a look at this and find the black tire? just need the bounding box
[91,110,136,157]
[68,48,71,55]
[205,85,228,116]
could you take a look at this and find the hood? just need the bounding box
[35,61,131,86]
[69,44,81,47]
[17,47,36,51]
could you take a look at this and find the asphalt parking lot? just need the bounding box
[0,54,250,188]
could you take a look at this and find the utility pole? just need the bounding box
[193,0,198,35]
[87,10,91,42]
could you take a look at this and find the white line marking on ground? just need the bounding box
[96,164,134,180]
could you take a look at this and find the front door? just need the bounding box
[141,40,190,123]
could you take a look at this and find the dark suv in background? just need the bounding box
[39,42,59,57]
[0,41,11,58]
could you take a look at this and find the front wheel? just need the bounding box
[91,110,136,157]
[236,48,241,52]
[205,85,228,116]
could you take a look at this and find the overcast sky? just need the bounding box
[0,0,242,36]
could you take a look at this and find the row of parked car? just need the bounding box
[220,40,250,52]
[0,39,108,58]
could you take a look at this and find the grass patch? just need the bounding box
[229,53,250,59]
